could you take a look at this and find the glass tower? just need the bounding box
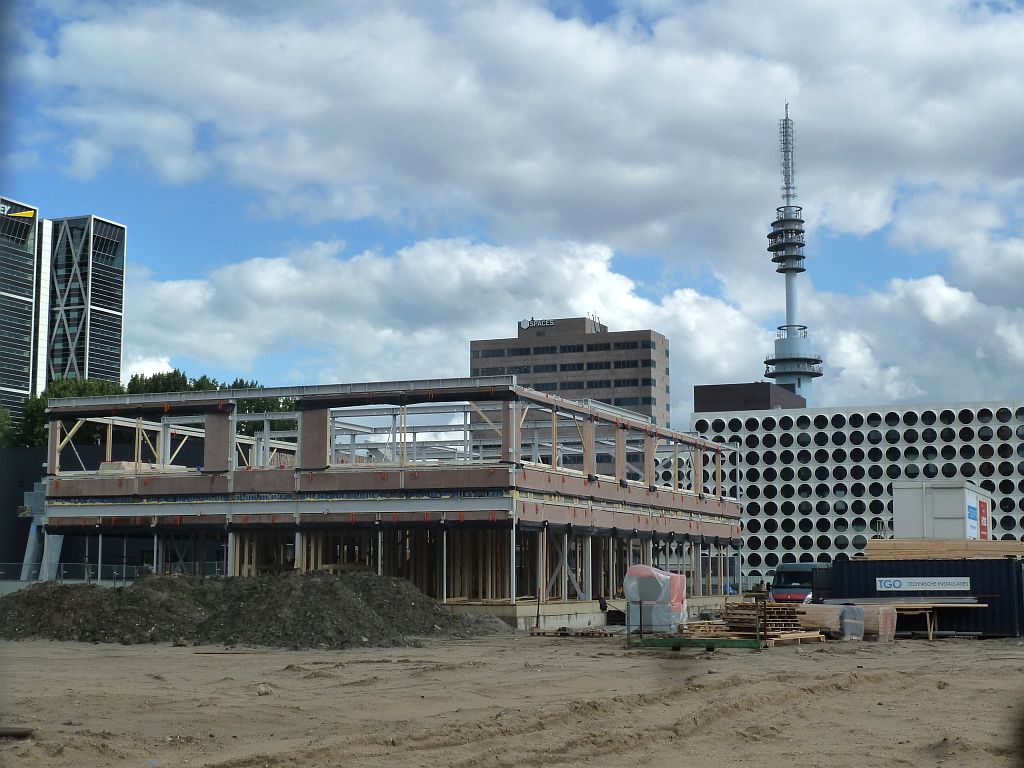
[45,215,126,384]
[0,197,39,421]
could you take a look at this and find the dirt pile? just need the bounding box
[0,571,509,648]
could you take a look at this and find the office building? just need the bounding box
[691,401,1024,584]
[0,198,126,423]
[470,317,671,426]
[0,197,40,421]
[41,214,126,383]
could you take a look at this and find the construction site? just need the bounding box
[16,376,742,628]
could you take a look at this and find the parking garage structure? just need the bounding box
[692,402,1024,584]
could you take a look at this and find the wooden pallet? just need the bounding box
[529,627,619,638]
[764,631,825,647]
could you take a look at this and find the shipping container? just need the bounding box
[830,558,1024,637]
[892,480,994,540]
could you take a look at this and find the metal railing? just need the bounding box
[0,561,228,584]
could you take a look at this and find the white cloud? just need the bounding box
[120,352,174,385]
[122,238,1024,421]
[16,0,1024,282]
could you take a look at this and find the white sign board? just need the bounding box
[875,577,971,592]
[965,489,979,539]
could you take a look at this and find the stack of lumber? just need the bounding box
[722,602,801,634]
[679,619,731,637]
[797,604,897,642]
[864,539,1024,560]
[720,602,823,646]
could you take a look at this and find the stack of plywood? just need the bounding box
[796,605,842,634]
[798,604,898,642]
[864,539,1024,560]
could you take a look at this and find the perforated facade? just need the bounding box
[691,402,1024,583]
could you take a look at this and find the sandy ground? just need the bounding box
[1,635,1024,768]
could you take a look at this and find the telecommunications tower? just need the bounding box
[763,104,823,400]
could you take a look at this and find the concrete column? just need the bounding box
[97,533,103,582]
[376,530,383,575]
[583,533,593,600]
[715,451,723,498]
[500,401,519,464]
[40,533,63,581]
[645,538,653,566]
[203,411,233,473]
[441,527,448,604]
[582,418,596,478]
[226,531,237,577]
[606,536,615,599]
[20,523,43,581]
[694,541,702,597]
[509,520,517,605]
[536,529,545,602]
[643,433,656,487]
[160,423,172,467]
[560,532,569,601]
[717,544,725,595]
[615,427,627,482]
[48,420,61,475]
[294,530,303,571]
[297,408,331,471]
[693,449,704,496]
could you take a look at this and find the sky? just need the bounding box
[3,0,1024,421]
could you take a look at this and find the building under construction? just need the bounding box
[22,377,741,625]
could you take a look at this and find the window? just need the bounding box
[586,380,611,389]
[560,344,583,353]
[534,382,558,392]
[614,397,640,406]
[613,359,639,369]
[560,381,585,390]
[533,364,557,373]
[586,342,611,352]
[639,359,656,368]
[532,345,557,355]
[508,365,531,374]
[560,362,584,371]
[586,360,611,370]
[642,397,657,405]
[481,366,505,375]
[471,368,480,376]
[613,340,639,350]
[641,378,655,386]
[614,378,639,387]
[641,340,656,350]
[507,347,531,356]
[471,350,481,359]
[480,348,505,358]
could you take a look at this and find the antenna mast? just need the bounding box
[763,104,823,401]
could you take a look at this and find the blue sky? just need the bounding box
[4,0,1024,416]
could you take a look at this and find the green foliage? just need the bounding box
[9,370,295,448]
[9,378,125,448]
[0,405,12,448]
[125,369,294,436]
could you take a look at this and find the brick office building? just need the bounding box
[470,317,671,426]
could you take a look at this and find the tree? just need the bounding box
[0,405,12,448]
[125,370,294,436]
[11,378,126,447]
[126,369,191,394]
